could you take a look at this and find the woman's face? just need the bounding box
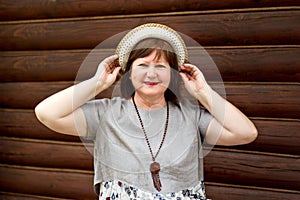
[130,50,171,99]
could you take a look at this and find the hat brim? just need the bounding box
[116,23,188,71]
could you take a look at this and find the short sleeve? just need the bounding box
[198,106,214,141]
[179,100,213,142]
[81,98,110,141]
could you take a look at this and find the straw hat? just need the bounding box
[116,23,188,70]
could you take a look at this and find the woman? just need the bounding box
[35,23,257,199]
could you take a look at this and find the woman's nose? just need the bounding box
[146,66,157,78]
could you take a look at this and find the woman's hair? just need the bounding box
[120,38,182,104]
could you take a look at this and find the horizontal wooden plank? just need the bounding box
[0,191,65,200]
[2,165,300,200]
[1,146,299,197]
[0,49,107,82]
[0,138,93,170]
[1,138,299,190]
[205,148,300,191]
[223,83,300,118]
[0,82,73,109]
[1,10,299,50]
[1,0,299,21]
[1,46,299,82]
[1,112,299,154]
[205,47,300,82]
[0,164,96,199]
[206,182,300,200]
[0,109,81,142]
[1,182,299,200]
[0,82,298,118]
[228,118,300,155]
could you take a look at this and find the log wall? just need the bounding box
[0,1,299,199]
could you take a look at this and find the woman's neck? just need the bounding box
[132,93,166,110]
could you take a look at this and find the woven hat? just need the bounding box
[116,23,188,71]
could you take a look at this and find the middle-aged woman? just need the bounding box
[35,23,258,199]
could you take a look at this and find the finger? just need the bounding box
[183,63,197,68]
[184,64,199,73]
[104,55,119,72]
[179,72,190,83]
[112,66,121,77]
[184,63,204,74]
[103,55,118,66]
[104,54,118,62]
[180,66,197,79]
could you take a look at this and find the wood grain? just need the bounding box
[1,10,299,50]
[0,145,300,195]
[204,148,300,191]
[0,164,96,199]
[229,118,300,155]
[1,109,299,154]
[0,191,65,200]
[0,137,93,170]
[1,47,299,82]
[3,164,299,200]
[0,137,93,171]
[1,0,299,21]
[1,138,299,190]
[206,182,300,200]
[0,109,80,142]
[0,82,299,118]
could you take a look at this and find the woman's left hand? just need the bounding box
[179,63,210,98]
[180,64,258,146]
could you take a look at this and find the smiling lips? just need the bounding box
[144,82,160,86]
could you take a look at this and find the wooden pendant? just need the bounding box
[150,162,162,191]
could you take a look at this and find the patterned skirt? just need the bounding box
[98,180,210,200]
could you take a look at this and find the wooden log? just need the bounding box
[0,149,299,197]
[1,109,299,154]
[0,82,298,118]
[0,82,73,109]
[3,164,300,200]
[1,138,299,190]
[2,186,299,200]
[204,148,300,191]
[0,164,97,199]
[204,47,300,82]
[0,191,65,200]
[206,182,300,200]
[0,137,93,170]
[1,46,299,82]
[1,0,299,21]
[0,50,94,82]
[228,118,300,155]
[1,10,299,50]
[0,109,80,142]
[223,83,300,119]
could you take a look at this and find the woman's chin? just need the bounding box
[135,88,166,98]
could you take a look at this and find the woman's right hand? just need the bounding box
[94,55,121,91]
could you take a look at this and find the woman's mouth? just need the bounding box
[144,82,159,86]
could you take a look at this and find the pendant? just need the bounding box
[150,162,162,191]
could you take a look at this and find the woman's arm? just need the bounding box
[35,55,121,137]
[180,64,258,146]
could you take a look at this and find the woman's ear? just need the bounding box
[128,66,132,79]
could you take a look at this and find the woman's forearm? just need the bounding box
[34,55,120,136]
[35,55,120,124]
[195,86,258,142]
[35,77,103,123]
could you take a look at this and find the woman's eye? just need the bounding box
[138,64,148,67]
[156,65,166,68]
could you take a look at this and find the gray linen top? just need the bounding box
[81,97,213,194]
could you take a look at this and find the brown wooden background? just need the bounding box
[0,1,300,199]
